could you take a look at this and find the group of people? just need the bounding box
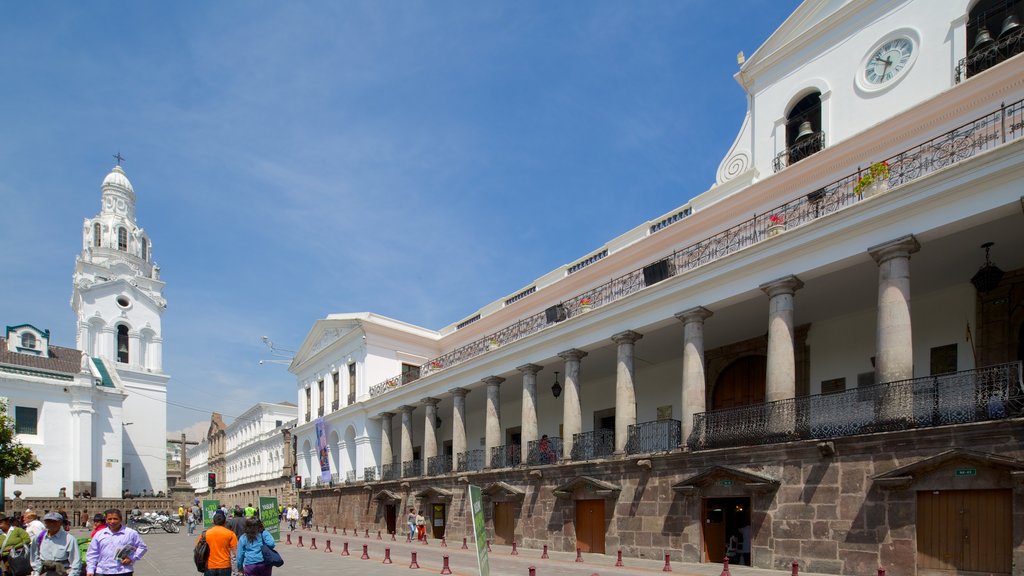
[197,511,277,576]
[281,505,310,532]
[0,507,147,576]
[405,508,429,542]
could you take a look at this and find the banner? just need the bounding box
[315,417,331,483]
[259,496,280,541]
[202,499,220,530]
[468,485,489,576]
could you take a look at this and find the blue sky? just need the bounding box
[0,1,800,435]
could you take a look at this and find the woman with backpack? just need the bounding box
[235,518,278,576]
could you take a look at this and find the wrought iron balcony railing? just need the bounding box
[402,459,422,478]
[347,393,356,405]
[626,419,681,454]
[956,14,1024,83]
[332,399,339,411]
[346,471,356,483]
[689,362,1023,450]
[526,436,562,465]
[317,407,324,417]
[302,478,312,488]
[456,450,485,472]
[381,461,399,481]
[571,429,615,461]
[364,466,377,482]
[304,411,311,422]
[367,98,1024,400]
[427,454,453,476]
[772,131,825,173]
[489,444,522,469]
[330,473,340,485]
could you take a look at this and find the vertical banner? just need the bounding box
[468,485,490,576]
[259,496,280,541]
[315,417,331,483]
[203,499,220,530]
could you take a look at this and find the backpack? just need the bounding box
[193,531,210,573]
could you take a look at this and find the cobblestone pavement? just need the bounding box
[108,526,833,576]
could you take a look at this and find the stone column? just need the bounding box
[128,331,141,367]
[869,235,920,384]
[517,364,542,451]
[422,397,440,472]
[449,388,468,462]
[399,405,415,466]
[483,376,505,467]
[379,412,394,468]
[558,349,588,460]
[675,306,712,448]
[759,275,804,402]
[612,330,643,453]
[150,336,162,371]
[101,326,115,360]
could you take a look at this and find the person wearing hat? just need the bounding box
[1,515,32,575]
[22,510,45,541]
[89,515,107,539]
[85,509,147,576]
[30,511,81,576]
[199,512,237,576]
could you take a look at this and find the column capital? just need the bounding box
[868,234,920,264]
[398,405,416,414]
[675,306,713,324]
[420,397,440,407]
[448,387,469,398]
[759,275,804,298]
[482,376,505,387]
[558,348,589,362]
[516,363,543,376]
[377,411,395,420]
[611,330,643,345]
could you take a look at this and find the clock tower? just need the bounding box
[71,163,170,495]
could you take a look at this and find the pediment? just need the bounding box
[872,449,1024,489]
[373,489,403,502]
[672,466,779,494]
[482,482,525,500]
[414,486,453,501]
[291,318,365,369]
[553,476,620,499]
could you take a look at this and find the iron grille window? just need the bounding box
[15,406,38,435]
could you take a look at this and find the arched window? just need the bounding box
[140,237,148,261]
[962,0,1023,81]
[118,228,128,251]
[94,223,102,247]
[783,92,823,166]
[117,325,130,363]
[20,333,36,349]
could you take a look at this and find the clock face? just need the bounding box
[865,37,913,85]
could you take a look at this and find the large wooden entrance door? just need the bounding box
[385,504,397,535]
[431,503,446,539]
[575,499,605,554]
[917,489,1012,575]
[702,497,751,564]
[493,502,515,545]
[712,356,766,409]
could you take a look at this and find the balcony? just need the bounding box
[332,399,339,411]
[302,478,312,488]
[571,429,614,461]
[526,436,562,465]
[402,459,422,478]
[330,473,340,485]
[956,11,1024,83]
[489,444,521,469]
[304,411,311,423]
[347,393,356,405]
[381,461,399,481]
[689,362,1022,451]
[427,454,452,476]
[772,130,825,173]
[364,466,377,482]
[456,450,484,472]
[346,471,356,483]
[625,419,681,454]
[317,407,324,417]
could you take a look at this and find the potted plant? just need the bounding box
[487,337,499,351]
[430,360,443,370]
[579,297,593,313]
[767,214,785,237]
[854,161,890,198]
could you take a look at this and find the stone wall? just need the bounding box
[300,419,1024,576]
[3,497,174,527]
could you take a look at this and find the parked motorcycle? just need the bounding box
[130,512,179,534]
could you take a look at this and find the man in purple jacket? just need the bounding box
[86,509,147,576]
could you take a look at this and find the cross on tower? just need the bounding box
[113,152,125,166]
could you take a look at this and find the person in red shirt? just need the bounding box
[199,511,238,576]
[89,514,106,538]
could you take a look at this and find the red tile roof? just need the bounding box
[0,337,83,375]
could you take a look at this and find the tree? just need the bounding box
[0,399,41,479]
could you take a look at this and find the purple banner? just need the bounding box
[315,417,331,483]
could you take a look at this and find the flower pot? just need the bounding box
[767,224,785,238]
[861,179,889,199]
[580,304,592,313]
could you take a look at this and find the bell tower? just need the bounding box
[71,161,170,495]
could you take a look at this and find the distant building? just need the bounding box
[290,1,1024,574]
[187,403,298,506]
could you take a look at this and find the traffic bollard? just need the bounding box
[297,535,304,548]
[792,560,799,576]
[541,545,548,559]
[341,542,350,556]
[878,568,886,576]
[383,547,392,564]
[511,541,518,555]
[310,537,317,550]
[528,566,536,576]
[462,537,468,550]
[333,526,338,534]
[285,533,292,545]
[615,549,623,567]
[410,551,420,569]
[575,547,583,562]
[361,544,369,560]
[392,532,397,541]
[365,528,370,538]
[487,539,492,552]
[720,556,731,576]
[440,554,452,575]
[378,530,383,540]
[343,527,348,535]
[325,540,333,553]
[440,536,447,548]
[662,553,672,572]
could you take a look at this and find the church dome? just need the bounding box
[102,165,134,194]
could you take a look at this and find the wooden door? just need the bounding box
[493,502,514,545]
[431,503,446,539]
[702,500,726,562]
[385,505,397,535]
[712,356,767,409]
[917,489,1012,575]
[575,499,605,554]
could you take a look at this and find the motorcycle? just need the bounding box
[130,512,179,534]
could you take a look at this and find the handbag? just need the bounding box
[7,545,32,576]
[261,542,284,568]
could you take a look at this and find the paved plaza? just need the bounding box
[115,526,835,576]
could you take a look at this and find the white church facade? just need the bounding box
[291,1,1024,574]
[2,163,170,498]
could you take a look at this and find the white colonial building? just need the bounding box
[290,1,1024,574]
[187,402,298,506]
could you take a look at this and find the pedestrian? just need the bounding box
[226,509,246,538]
[200,512,237,576]
[22,510,45,541]
[178,505,185,527]
[305,507,313,530]
[406,508,416,541]
[86,508,147,576]
[299,507,308,530]
[235,518,276,576]
[244,504,256,519]
[89,514,107,538]
[738,523,751,566]
[30,511,81,576]
[0,515,32,576]
[415,510,426,542]
[286,507,297,532]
